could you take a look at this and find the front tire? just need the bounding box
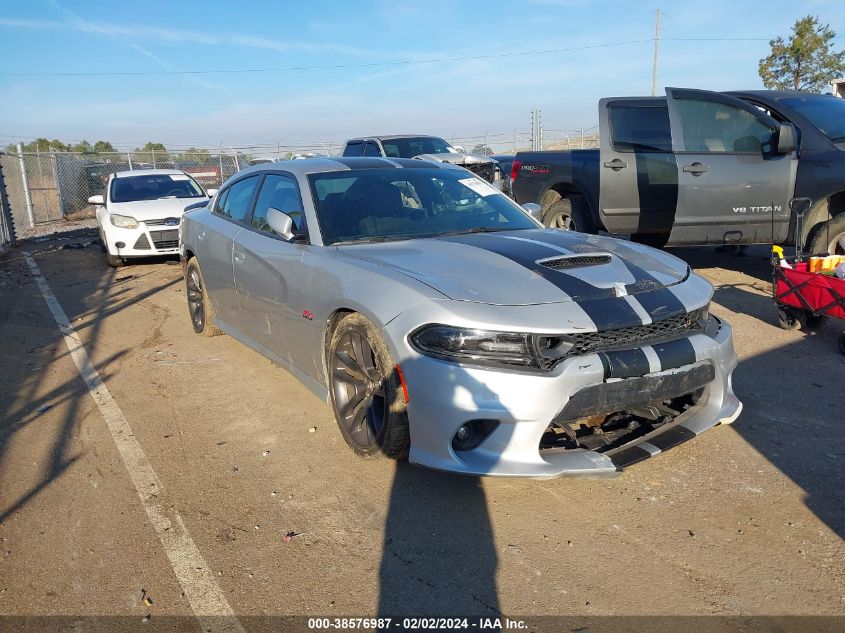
[185,258,222,337]
[106,253,125,268]
[327,313,409,459]
[542,196,596,234]
[806,213,845,256]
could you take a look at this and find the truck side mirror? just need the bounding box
[777,122,797,155]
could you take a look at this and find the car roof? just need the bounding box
[113,169,188,178]
[231,156,451,178]
[346,135,445,142]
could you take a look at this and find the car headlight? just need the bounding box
[409,324,573,371]
[110,214,139,229]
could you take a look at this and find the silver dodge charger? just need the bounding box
[180,157,742,477]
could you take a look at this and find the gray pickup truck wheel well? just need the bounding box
[539,183,601,229]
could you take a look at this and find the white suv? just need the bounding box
[90,169,211,267]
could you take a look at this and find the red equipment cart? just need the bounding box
[773,197,845,355]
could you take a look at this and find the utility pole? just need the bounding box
[651,8,662,97]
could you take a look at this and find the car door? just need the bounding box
[199,175,261,326]
[233,172,308,362]
[598,97,677,236]
[664,87,797,246]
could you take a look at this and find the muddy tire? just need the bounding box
[806,213,845,256]
[185,258,222,337]
[106,253,125,268]
[542,196,596,234]
[327,313,409,459]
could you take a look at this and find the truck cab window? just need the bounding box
[609,105,672,152]
[675,99,774,154]
[363,141,382,157]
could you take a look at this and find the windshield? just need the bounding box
[380,137,454,158]
[109,173,205,203]
[779,95,845,143]
[309,168,537,245]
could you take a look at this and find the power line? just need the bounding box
[0,37,770,78]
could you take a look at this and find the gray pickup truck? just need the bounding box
[512,88,845,255]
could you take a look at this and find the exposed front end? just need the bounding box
[384,295,741,478]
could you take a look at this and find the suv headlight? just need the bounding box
[409,324,573,371]
[110,214,139,229]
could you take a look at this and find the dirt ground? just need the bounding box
[0,229,843,631]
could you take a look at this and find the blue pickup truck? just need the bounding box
[512,88,845,255]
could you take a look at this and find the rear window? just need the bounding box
[609,105,672,152]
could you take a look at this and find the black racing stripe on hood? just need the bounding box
[436,233,644,330]
[506,231,690,322]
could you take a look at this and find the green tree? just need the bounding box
[71,140,92,153]
[93,140,115,153]
[759,16,845,91]
[141,142,167,152]
[21,138,70,152]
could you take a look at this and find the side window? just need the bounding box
[251,174,306,235]
[609,105,672,152]
[216,175,259,222]
[343,141,364,157]
[213,187,229,213]
[674,99,774,154]
[363,141,382,157]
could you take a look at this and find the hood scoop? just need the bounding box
[539,254,611,270]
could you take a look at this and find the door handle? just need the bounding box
[233,250,245,264]
[682,162,709,176]
[603,159,628,171]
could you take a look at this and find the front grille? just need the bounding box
[560,309,705,360]
[145,218,179,226]
[464,163,496,183]
[541,255,611,270]
[150,229,179,250]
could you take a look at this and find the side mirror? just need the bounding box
[522,202,542,222]
[88,194,104,205]
[206,188,218,197]
[266,208,295,240]
[777,122,797,154]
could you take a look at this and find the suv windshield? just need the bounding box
[379,137,454,158]
[110,173,205,203]
[779,95,845,144]
[309,168,536,245]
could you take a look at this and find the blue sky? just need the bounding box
[0,0,843,153]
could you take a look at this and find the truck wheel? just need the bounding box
[543,197,596,234]
[806,213,845,256]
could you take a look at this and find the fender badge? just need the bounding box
[302,310,315,320]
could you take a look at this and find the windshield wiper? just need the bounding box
[437,226,513,236]
[333,235,414,245]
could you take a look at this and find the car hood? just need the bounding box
[413,152,496,165]
[339,229,690,306]
[107,197,209,221]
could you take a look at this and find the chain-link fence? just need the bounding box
[0,148,244,233]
